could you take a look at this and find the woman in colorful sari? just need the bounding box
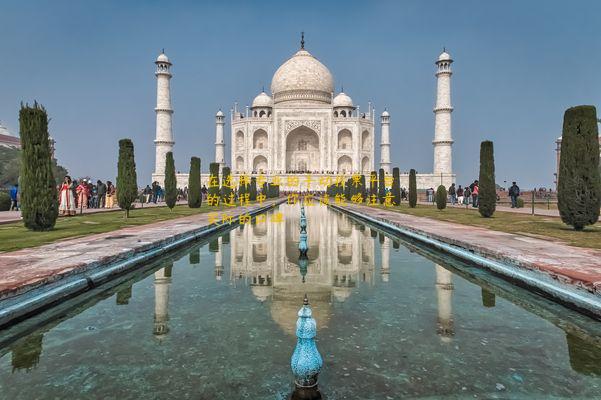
[76,179,89,210]
[105,181,116,208]
[58,175,76,216]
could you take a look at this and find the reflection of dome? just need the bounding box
[333,92,353,108]
[270,292,332,336]
[271,49,334,104]
[251,285,273,302]
[251,91,273,108]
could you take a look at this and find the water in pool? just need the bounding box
[0,204,600,399]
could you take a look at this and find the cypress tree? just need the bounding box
[378,168,385,204]
[164,151,177,210]
[249,177,257,201]
[392,167,401,206]
[221,166,232,202]
[436,184,447,210]
[239,178,247,199]
[369,171,377,200]
[187,157,201,208]
[558,105,601,230]
[408,169,417,208]
[116,138,138,218]
[360,174,367,201]
[208,162,220,199]
[19,102,58,231]
[478,141,496,218]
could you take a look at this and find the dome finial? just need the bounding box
[162,48,165,54]
[300,31,305,49]
[341,84,344,93]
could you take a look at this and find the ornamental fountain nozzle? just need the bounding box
[299,205,308,255]
[291,294,323,389]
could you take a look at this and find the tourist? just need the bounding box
[509,181,520,208]
[201,184,208,200]
[89,181,98,208]
[471,180,479,208]
[463,185,471,205]
[97,180,107,208]
[456,185,464,205]
[106,181,116,208]
[76,179,89,210]
[143,185,152,203]
[152,181,159,203]
[58,176,76,216]
[427,187,434,203]
[9,183,19,211]
[448,183,456,205]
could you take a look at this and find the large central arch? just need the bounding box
[286,126,320,172]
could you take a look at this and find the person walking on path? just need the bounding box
[105,181,116,208]
[448,183,456,206]
[509,181,520,208]
[58,176,76,216]
[97,180,107,208]
[471,180,479,208]
[456,185,464,205]
[427,187,434,203]
[9,183,19,211]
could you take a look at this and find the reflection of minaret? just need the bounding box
[153,265,172,340]
[435,264,454,342]
[380,236,391,282]
[11,333,43,372]
[215,236,223,280]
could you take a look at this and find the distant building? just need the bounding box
[0,123,20,149]
[554,120,601,188]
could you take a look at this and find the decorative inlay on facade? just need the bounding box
[284,120,322,135]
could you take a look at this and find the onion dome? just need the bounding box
[332,92,354,108]
[251,91,274,108]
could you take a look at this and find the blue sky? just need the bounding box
[1,0,599,188]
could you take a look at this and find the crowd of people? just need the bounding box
[424,180,521,208]
[58,176,116,216]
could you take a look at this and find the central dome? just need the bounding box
[271,49,334,104]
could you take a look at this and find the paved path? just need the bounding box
[0,201,187,225]
[0,200,281,303]
[343,203,601,297]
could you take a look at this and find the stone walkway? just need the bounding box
[0,200,281,304]
[0,201,187,225]
[342,203,601,297]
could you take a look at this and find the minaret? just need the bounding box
[380,236,390,282]
[215,110,225,172]
[153,265,172,340]
[153,51,174,180]
[435,264,454,342]
[433,49,454,175]
[380,109,391,173]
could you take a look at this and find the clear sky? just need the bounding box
[1,0,599,188]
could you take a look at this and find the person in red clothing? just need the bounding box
[471,180,479,208]
[76,179,90,210]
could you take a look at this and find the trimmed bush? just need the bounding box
[188,157,201,208]
[378,168,385,204]
[436,184,447,210]
[208,162,220,199]
[221,166,232,203]
[558,105,601,230]
[369,171,377,200]
[408,169,417,208]
[516,198,524,208]
[19,103,58,230]
[0,192,11,211]
[392,167,401,205]
[164,151,177,210]
[116,139,138,217]
[249,177,257,201]
[478,141,496,218]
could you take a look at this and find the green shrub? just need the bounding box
[19,103,58,230]
[516,198,524,208]
[208,163,220,199]
[557,105,601,230]
[249,177,257,201]
[408,169,417,208]
[478,141,496,218]
[0,192,11,211]
[164,152,177,210]
[188,157,201,208]
[221,166,232,203]
[392,167,401,205]
[116,139,138,218]
[378,169,385,204]
[436,185,447,210]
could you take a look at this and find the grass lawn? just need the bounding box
[374,203,601,250]
[0,204,227,252]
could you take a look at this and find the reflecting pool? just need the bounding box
[0,204,600,399]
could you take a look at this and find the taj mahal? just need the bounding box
[152,36,456,189]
